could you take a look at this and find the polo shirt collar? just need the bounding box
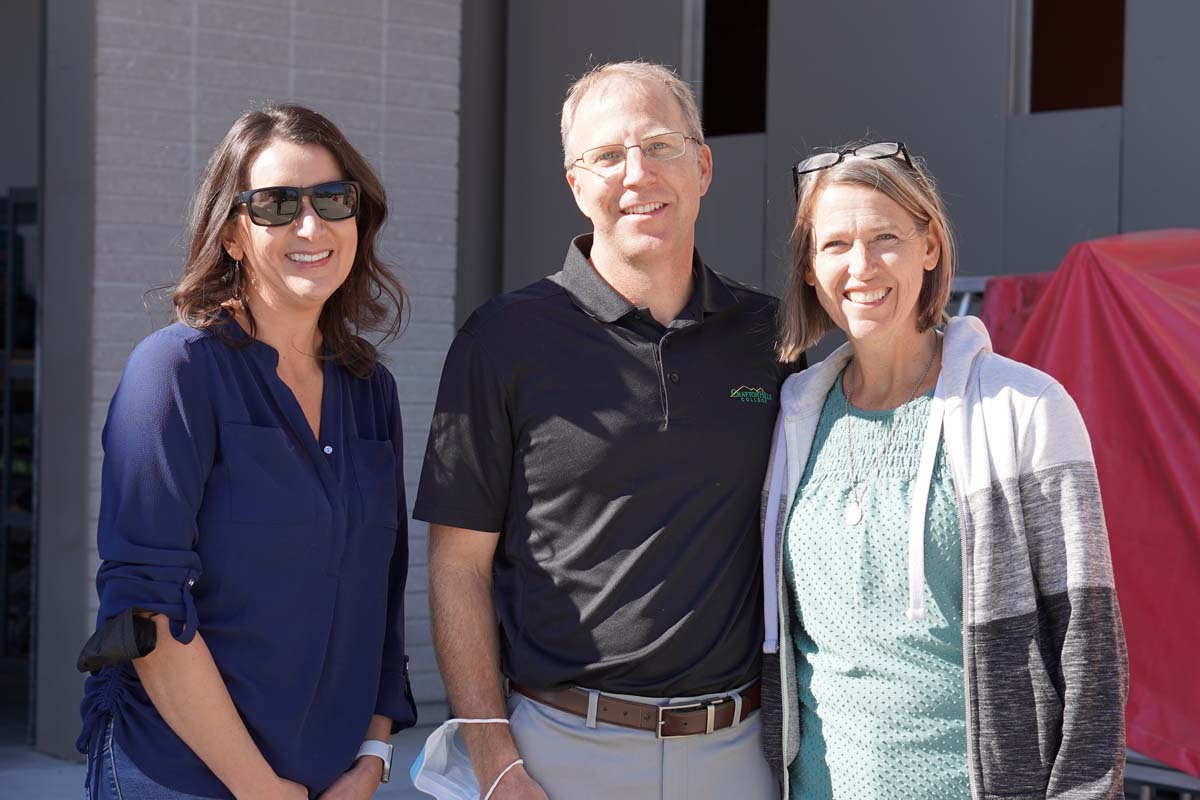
[559,234,738,323]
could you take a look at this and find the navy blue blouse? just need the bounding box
[78,319,416,797]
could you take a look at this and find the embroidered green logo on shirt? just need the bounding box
[730,385,773,404]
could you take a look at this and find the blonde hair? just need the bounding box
[778,146,957,361]
[560,61,704,168]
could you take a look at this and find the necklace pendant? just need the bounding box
[844,500,864,526]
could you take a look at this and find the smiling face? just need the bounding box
[805,183,940,347]
[223,139,357,316]
[564,78,712,266]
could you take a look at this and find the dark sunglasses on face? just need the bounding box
[235,180,361,227]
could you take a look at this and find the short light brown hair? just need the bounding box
[560,61,704,169]
[778,145,956,361]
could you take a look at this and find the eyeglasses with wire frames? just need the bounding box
[791,142,912,198]
[570,131,699,176]
[234,180,361,227]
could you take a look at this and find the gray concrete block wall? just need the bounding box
[501,0,686,291]
[1002,108,1122,275]
[1121,2,1200,232]
[89,0,459,723]
[0,5,44,189]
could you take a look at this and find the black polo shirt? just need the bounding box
[414,235,799,696]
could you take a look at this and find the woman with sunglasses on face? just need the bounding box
[758,142,1127,799]
[77,104,415,799]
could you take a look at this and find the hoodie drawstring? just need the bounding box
[762,420,788,653]
[906,390,946,621]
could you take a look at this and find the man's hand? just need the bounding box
[431,525,541,796]
[485,763,549,800]
[316,756,383,799]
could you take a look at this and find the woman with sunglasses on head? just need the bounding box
[758,142,1127,799]
[77,104,415,799]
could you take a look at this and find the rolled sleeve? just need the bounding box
[375,657,416,734]
[413,329,513,531]
[94,331,216,645]
[375,372,418,730]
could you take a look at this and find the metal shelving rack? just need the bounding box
[0,187,38,681]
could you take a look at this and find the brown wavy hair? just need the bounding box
[173,103,407,378]
[778,143,956,362]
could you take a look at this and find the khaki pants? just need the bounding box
[505,685,778,800]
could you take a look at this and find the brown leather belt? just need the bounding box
[510,681,760,739]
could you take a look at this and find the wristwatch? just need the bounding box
[355,739,394,783]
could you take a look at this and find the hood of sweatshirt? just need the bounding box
[763,316,993,651]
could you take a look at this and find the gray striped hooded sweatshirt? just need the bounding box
[759,316,1128,799]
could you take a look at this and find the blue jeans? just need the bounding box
[87,717,216,799]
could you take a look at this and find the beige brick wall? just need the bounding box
[89,0,459,721]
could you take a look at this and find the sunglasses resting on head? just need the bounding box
[791,141,912,199]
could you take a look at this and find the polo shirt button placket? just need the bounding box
[668,372,680,384]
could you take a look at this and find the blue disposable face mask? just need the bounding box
[410,718,524,800]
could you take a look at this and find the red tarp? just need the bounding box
[982,230,1200,778]
[979,273,1056,356]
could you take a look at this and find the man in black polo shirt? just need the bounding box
[415,61,796,799]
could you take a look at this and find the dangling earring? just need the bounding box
[222,257,241,284]
[234,260,250,310]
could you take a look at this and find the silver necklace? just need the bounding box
[843,334,940,526]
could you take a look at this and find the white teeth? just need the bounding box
[287,251,331,263]
[623,203,664,214]
[846,288,889,303]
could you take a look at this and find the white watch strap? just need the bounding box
[355,739,393,783]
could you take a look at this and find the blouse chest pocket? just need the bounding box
[349,437,399,529]
[220,423,317,525]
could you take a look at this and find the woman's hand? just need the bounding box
[133,618,308,800]
[316,756,383,799]
[263,776,310,800]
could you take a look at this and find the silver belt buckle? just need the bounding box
[655,697,723,739]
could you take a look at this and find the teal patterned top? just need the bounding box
[784,373,968,799]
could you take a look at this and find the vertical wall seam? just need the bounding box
[288,0,295,99]
[190,0,198,182]
[1116,8,1128,233]
[380,0,388,182]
